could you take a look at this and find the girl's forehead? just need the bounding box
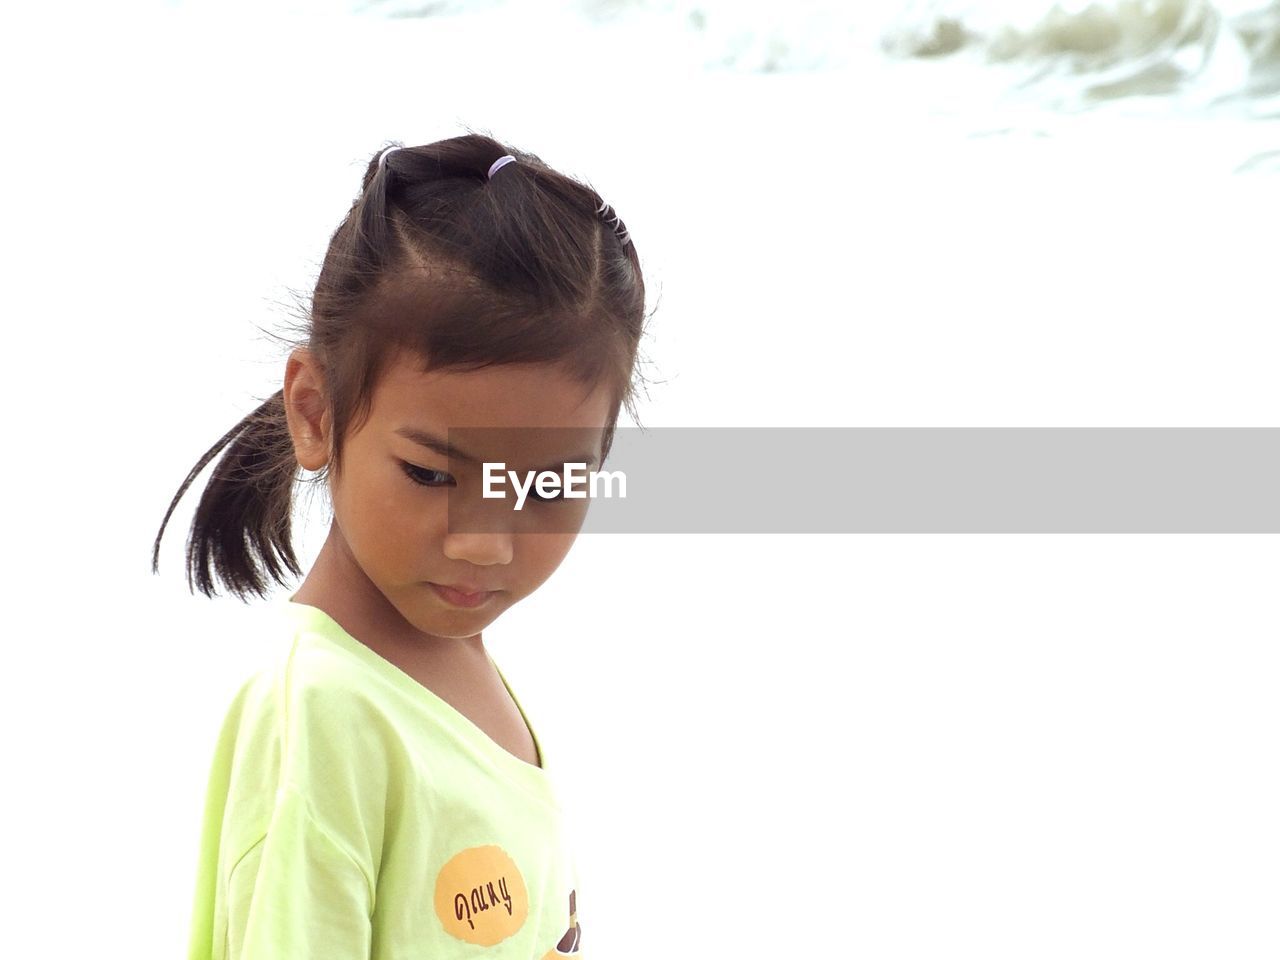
[373,353,613,430]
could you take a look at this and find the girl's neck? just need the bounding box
[290,523,487,661]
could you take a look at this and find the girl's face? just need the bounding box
[287,347,615,642]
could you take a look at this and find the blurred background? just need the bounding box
[2,1,1277,958]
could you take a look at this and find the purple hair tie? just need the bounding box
[488,155,517,178]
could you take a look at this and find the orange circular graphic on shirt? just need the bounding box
[433,844,529,946]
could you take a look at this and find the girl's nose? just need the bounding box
[441,531,514,567]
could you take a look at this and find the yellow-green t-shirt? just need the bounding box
[185,599,584,960]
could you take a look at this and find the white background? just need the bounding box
[2,2,1278,957]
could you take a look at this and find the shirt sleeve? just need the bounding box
[224,784,375,960]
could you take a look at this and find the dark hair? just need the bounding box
[152,131,653,602]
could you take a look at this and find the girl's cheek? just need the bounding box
[527,535,576,577]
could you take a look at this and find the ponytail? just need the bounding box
[151,389,303,601]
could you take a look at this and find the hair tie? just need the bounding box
[378,146,400,171]
[596,199,632,248]
[488,155,517,179]
[488,153,630,247]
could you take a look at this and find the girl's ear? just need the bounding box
[283,347,332,472]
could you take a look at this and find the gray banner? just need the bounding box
[441,428,1280,533]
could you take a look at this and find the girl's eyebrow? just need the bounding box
[395,426,480,464]
[394,425,599,472]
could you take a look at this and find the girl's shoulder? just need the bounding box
[206,604,397,885]
[214,602,401,809]
[242,599,398,730]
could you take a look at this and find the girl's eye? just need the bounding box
[401,462,455,488]
[400,461,566,504]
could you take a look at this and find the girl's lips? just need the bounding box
[429,582,495,608]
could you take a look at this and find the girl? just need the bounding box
[154,134,649,960]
